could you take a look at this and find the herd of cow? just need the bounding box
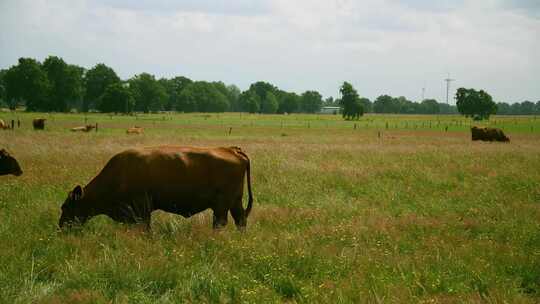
[2,118,145,134]
[1,120,510,232]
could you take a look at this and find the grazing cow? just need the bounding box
[59,146,254,231]
[71,125,96,132]
[0,149,23,176]
[33,118,46,130]
[126,127,143,134]
[471,126,510,142]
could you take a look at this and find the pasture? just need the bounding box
[0,112,539,303]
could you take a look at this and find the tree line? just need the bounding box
[0,56,325,114]
[0,56,537,117]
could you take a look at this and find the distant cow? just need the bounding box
[59,146,254,231]
[71,125,96,132]
[471,126,510,142]
[0,149,23,176]
[33,118,46,130]
[126,127,143,134]
[0,119,10,130]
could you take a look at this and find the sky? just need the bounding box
[1,0,539,104]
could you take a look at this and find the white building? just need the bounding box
[319,106,341,115]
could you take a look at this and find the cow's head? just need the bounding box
[59,185,89,228]
[0,149,23,176]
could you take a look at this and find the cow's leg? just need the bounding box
[230,197,247,231]
[212,207,228,230]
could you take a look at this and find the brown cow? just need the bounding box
[33,118,46,130]
[0,119,10,130]
[59,146,254,231]
[0,149,23,176]
[71,125,96,132]
[471,126,510,142]
[126,127,143,134]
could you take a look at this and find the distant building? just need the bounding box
[319,106,341,115]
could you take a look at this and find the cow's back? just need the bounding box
[93,147,247,209]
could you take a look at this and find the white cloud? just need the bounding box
[1,0,539,103]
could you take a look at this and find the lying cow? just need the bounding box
[71,125,96,132]
[471,126,510,142]
[59,146,254,231]
[33,118,46,130]
[0,119,10,130]
[0,149,23,176]
[126,127,143,134]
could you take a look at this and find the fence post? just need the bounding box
[229,127,232,135]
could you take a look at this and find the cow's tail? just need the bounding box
[237,150,253,218]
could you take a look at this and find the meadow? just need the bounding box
[0,112,539,303]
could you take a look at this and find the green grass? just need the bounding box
[0,112,539,303]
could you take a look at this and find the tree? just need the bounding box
[178,81,229,113]
[129,73,168,113]
[339,82,363,120]
[278,92,300,114]
[98,83,133,113]
[42,56,84,112]
[238,91,260,113]
[226,84,242,112]
[373,95,396,113]
[300,90,323,113]
[249,81,278,101]
[519,101,535,115]
[4,58,50,111]
[455,88,497,120]
[496,102,511,115]
[358,97,372,113]
[261,91,278,114]
[0,69,6,105]
[83,63,121,112]
[159,76,192,111]
[420,99,439,114]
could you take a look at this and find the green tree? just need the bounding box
[455,88,497,120]
[373,95,398,113]
[4,58,50,111]
[226,84,242,112]
[238,91,260,113]
[300,90,323,113]
[98,83,133,113]
[178,81,229,113]
[159,76,192,111]
[83,63,121,112]
[420,99,439,114]
[278,92,300,114]
[339,82,363,120]
[0,69,6,105]
[129,73,168,113]
[42,56,84,112]
[261,91,278,114]
[518,101,535,115]
[249,81,278,101]
[359,97,372,113]
[496,102,511,115]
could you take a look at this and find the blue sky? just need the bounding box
[1,0,539,103]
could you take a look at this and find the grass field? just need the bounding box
[0,112,539,303]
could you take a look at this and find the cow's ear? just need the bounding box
[70,185,84,201]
